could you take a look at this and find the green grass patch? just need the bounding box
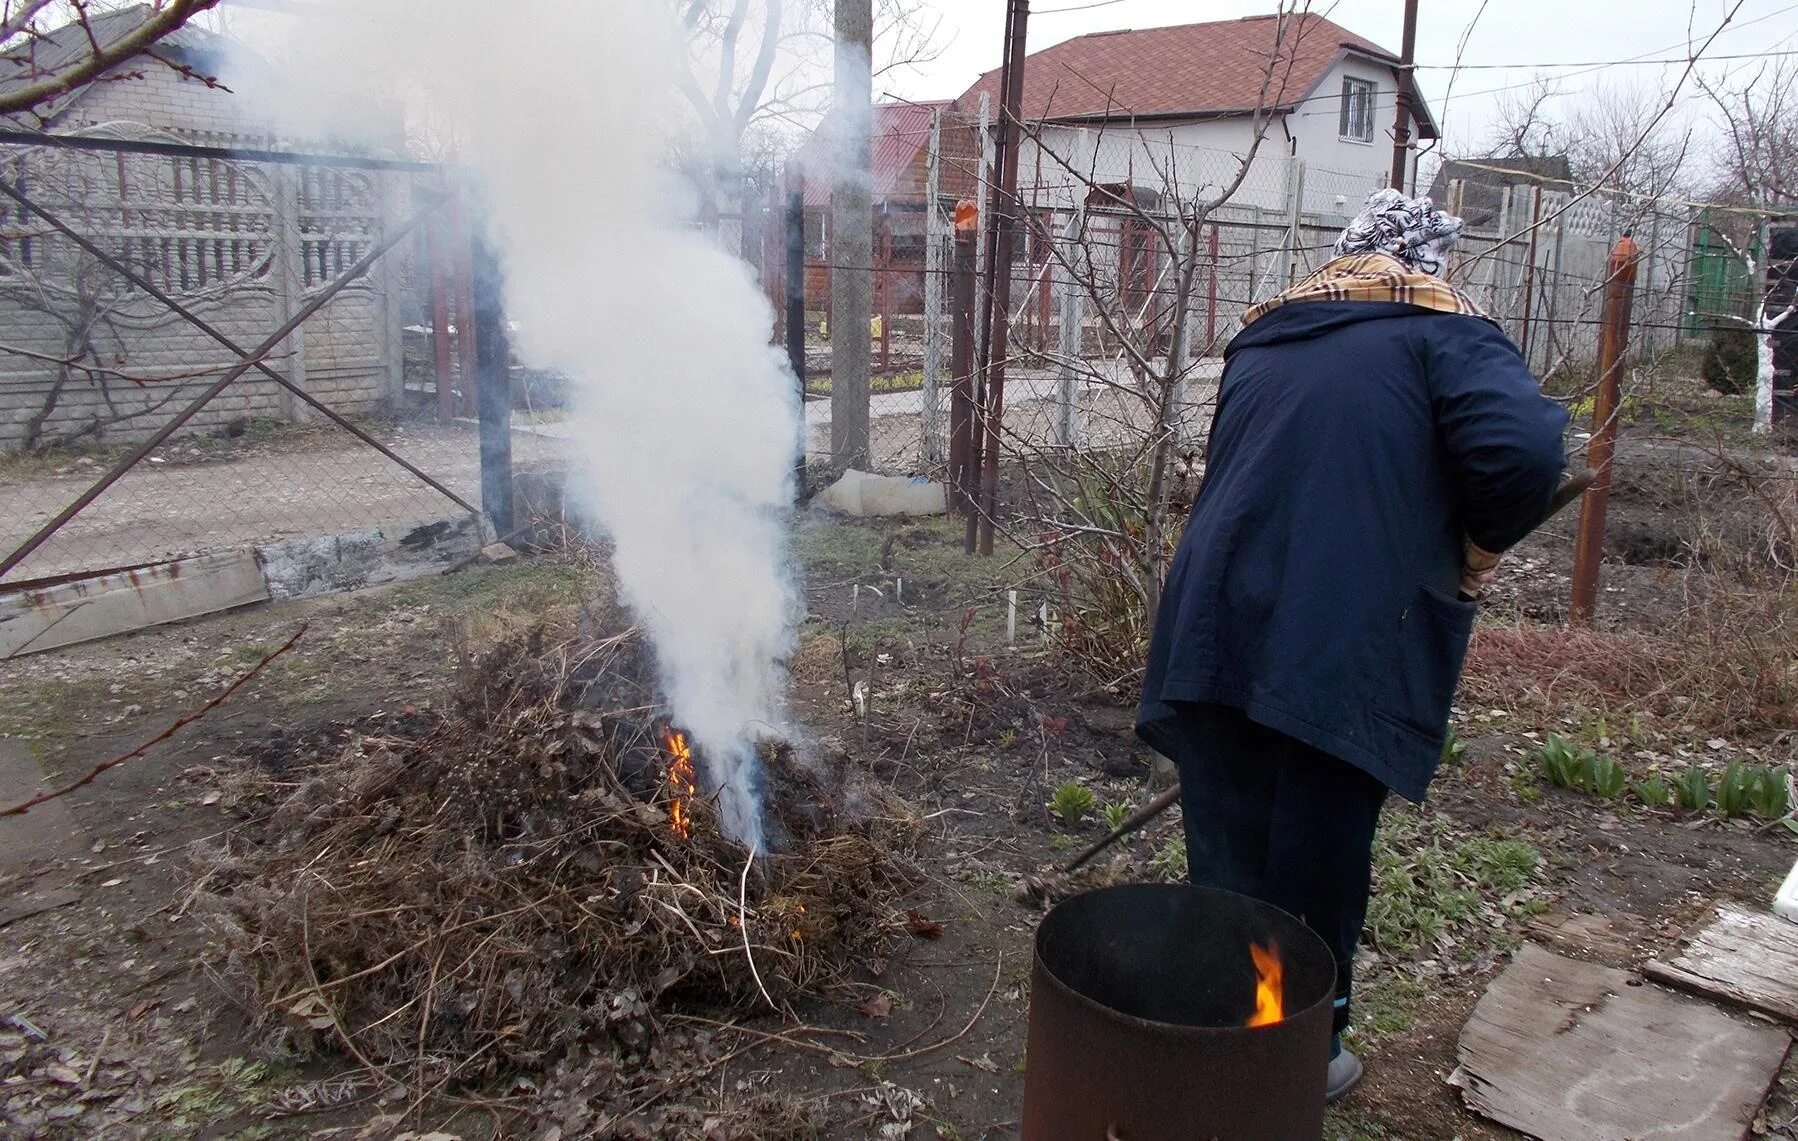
[1365,808,1543,960]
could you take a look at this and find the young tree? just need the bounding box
[991,2,1319,675]
[1700,59,1798,435]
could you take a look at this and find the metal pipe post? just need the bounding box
[450,187,479,419]
[976,0,1032,557]
[471,227,514,540]
[1569,236,1641,626]
[428,208,456,423]
[786,163,809,499]
[950,208,978,519]
[1518,184,1542,359]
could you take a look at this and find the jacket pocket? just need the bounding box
[1378,585,1477,743]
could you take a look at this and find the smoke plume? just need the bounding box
[251,1,800,850]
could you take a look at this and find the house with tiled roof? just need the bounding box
[791,100,982,312]
[959,12,1437,213]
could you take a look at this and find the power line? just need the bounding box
[1418,49,1798,71]
[1428,1,1798,104]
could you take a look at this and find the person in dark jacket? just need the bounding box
[1136,189,1569,1103]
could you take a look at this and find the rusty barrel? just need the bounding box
[1021,884,1336,1140]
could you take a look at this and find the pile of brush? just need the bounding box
[194,627,921,1088]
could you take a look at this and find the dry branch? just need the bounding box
[0,623,306,818]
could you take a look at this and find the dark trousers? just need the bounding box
[1170,702,1388,1039]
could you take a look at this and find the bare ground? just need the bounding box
[1,419,1796,1138]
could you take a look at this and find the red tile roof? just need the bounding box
[958,13,1434,135]
[794,100,981,208]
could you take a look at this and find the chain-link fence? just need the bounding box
[0,127,564,608]
[794,115,1789,497]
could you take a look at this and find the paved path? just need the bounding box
[0,422,567,585]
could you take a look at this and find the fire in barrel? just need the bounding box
[1021,885,1334,1140]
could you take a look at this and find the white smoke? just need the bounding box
[252,1,799,851]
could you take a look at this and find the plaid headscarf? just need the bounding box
[1241,252,1493,328]
[1333,188,1464,277]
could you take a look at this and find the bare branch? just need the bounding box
[0,0,223,119]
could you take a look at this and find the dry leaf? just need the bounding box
[857,993,894,1019]
[126,1000,158,1022]
[956,1053,999,1073]
[903,909,943,940]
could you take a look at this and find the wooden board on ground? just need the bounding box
[1527,911,1646,964]
[0,549,268,658]
[1645,905,1798,1024]
[1451,943,1790,1141]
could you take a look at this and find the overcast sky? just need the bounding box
[878,0,1798,160]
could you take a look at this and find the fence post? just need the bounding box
[451,188,479,419]
[426,205,456,425]
[1640,208,1662,360]
[785,162,808,500]
[1518,184,1542,361]
[272,164,310,424]
[921,110,945,466]
[974,90,993,370]
[471,227,514,541]
[949,202,979,515]
[1569,236,1640,626]
[1055,208,1083,448]
[1283,156,1306,287]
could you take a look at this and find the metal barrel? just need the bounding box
[1021,884,1336,1140]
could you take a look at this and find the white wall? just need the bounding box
[0,66,403,452]
[1010,54,1414,222]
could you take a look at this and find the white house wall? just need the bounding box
[1283,56,1411,217]
[1010,56,1410,222]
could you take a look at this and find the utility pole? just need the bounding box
[1389,0,1418,192]
[830,0,873,470]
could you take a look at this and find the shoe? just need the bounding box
[1326,1047,1364,1104]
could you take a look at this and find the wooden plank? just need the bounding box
[0,549,268,658]
[1645,906,1798,1024]
[1452,943,1790,1141]
[1527,911,1646,965]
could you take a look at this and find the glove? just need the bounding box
[1460,538,1502,601]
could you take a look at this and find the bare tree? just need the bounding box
[1696,59,1798,435]
[1701,55,1798,209]
[1562,79,1693,199]
[1482,79,1566,160]
[670,0,941,219]
[983,3,1318,678]
[0,1,222,119]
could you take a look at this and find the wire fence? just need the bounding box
[785,113,1789,493]
[0,126,559,606]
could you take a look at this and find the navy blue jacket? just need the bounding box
[1136,301,1568,801]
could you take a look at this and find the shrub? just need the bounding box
[1700,325,1758,396]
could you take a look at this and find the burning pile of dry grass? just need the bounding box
[195,628,921,1088]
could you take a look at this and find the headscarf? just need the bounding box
[1333,188,1464,279]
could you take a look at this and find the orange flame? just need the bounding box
[662,729,697,840]
[1245,941,1284,1028]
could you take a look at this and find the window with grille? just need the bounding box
[1340,77,1377,143]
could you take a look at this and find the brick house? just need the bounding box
[0,6,407,452]
[793,100,981,313]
